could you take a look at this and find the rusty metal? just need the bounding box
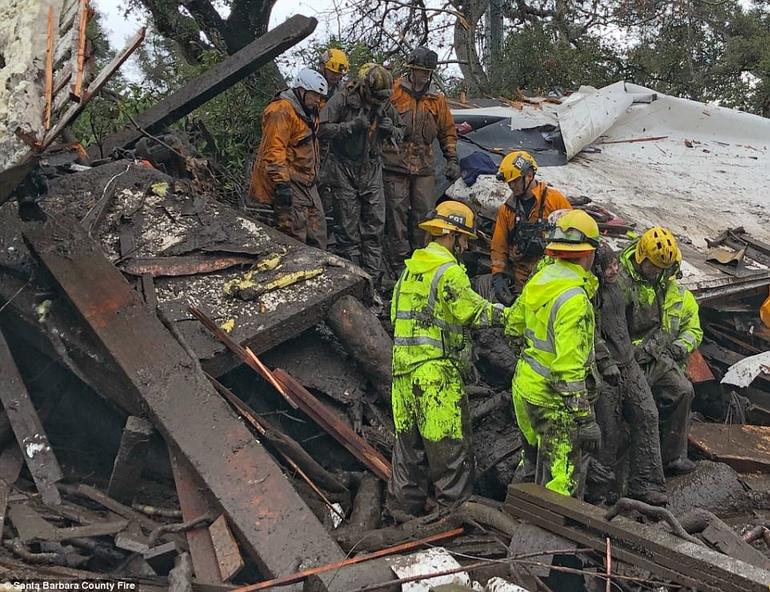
[232,528,463,592]
[688,423,770,473]
[121,255,258,277]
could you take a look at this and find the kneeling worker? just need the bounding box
[506,210,601,497]
[491,151,572,304]
[388,200,509,518]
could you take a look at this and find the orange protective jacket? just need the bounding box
[490,180,571,276]
[382,78,457,176]
[248,90,319,204]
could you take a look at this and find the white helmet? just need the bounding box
[292,68,329,95]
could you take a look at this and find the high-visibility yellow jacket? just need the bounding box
[506,258,598,409]
[618,244,702,355]
[391,241,507,377]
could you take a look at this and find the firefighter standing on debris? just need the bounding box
[491,151,572,304]
[382,47,460,277]
[388,201,509,519]
[319,64,404,285]
[618,227,702,475]
[505,210,601,498]
[590,243,668,506]
[248,68,328,248]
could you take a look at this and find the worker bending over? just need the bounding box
[618,227,702,475]
[382,46,459,276]
[319,64,404,285]
[491,151,571,304]
[388,201,509,519]
[248,68,328,248]
[591,244,667,505]
[506,210,601,497]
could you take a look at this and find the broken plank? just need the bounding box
[169,445,223,585]
[108,416,154,503]
[688,423,770,473]
[687,349,715,383]
[58,483,161,533]
[121,255,258,277]
[0,329,63,505]
[93,15,317,158]
[0,446,24,535]
[208,515,244,582]
[8,503,128,543]
[24,216,393,591]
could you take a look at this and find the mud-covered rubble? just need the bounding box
[1,151,770,591]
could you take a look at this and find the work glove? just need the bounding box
[445,159,461,181]
[575,415,602,453]
[602,363,621,386]
[668,342,689,362]
[274,183,293,208]
[378,116,395,136]
[492,274,515,306]
[348,112,370,133]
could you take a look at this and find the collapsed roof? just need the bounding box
[448,81,770,300]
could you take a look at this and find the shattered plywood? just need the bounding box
[689,423,770,473]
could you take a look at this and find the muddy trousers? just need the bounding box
[641,358,694,465]
[273,182,327,249]
[383,171,436,275]
[593,361,665,498]
[513,393,586,497]
[328,160,386,282]
[387,360,474,514]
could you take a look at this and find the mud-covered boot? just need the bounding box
[629,489,668,506]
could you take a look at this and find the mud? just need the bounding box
[667,460,753,517]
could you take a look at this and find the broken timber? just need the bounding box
[0,329,63,506]
[107,416,154,503]
[93,15,317,158]
[23,216,392,590]
[688,422,770,473]
[504,483,770,592]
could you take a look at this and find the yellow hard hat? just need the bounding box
[497,151,538,183]
[358,62,376,79]
[545,210,600,252]
[419,200,477,239]
[635,227,681,269]
[322,48,349,74]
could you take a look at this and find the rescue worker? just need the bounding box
[248,68,328,248]
[591,244,667,505]
[319,48,349,105]
[491,151,572,304]
[618,227,702,475]
[382,46,459,275]
[319,64,404,284]
[505,210,601,497]
[388,201,508,518]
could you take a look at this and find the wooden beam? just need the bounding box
[688,423,770,473]
[107,416,154,503]
[0,329,63,505]
[93,15,317,158]
[24,216,393,591]
[208,515,244,582]
[44,6,55,130]
[69,0,89,101]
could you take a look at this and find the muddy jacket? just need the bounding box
[490,182,572,275]
[319,82,404,164]
[382,78,457,176]
[392,241,507,377]
[248,90,319,204]
[506,258,598,410]
[618,243,703,358]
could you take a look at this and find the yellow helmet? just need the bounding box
[497,150,538,183]
[358,62,376,79]
[545,210,600,252]
[322,48,349,74]
[419,200,477,239]
[635,227,681,269]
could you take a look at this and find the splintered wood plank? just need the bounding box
[208,515,244,582]
[688,422,770,473]
[687,349,715,384]
[0,330,63,505]
[169,445,222,585]
[107,416,154,503]
[24,216,392,591]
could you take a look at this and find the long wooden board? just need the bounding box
[23,216,392,591]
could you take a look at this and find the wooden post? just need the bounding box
[107,416,154,503]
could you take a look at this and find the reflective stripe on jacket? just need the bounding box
[506,259,598,408]
[248,90,319,204]
[490,181,572,275]
[618,244,703,355]
[382,78,457,176]
[392,241,506,376]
